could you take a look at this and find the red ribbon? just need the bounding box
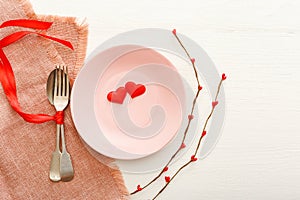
[0,19,74,124]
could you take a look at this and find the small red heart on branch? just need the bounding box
[165,176,171,183]
[125,81,146,99]
[107,87,127,104]
[180,142,186,149]
[137,185,142,191]
[222,73,227,80]
[198,85,203,91]
[172,29,177,35]
[191,155,197,162]
[212,101,218,108]
[188,114,194,120]
[202,130,207,137]
[191,58,195,64]
[163,166,169,172]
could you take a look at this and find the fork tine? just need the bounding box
[58,65,63,96]
[61,65,66,96]
[63,65,67,74]
[64,66,70,98]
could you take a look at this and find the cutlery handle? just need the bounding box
[61,124,67,152]
[60,124,74,181]
[49,124,61,182]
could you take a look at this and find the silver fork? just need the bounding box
[53,65,74,181]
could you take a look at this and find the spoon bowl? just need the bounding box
[46,69,55,105]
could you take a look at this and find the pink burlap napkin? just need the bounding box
[0,0,129,199]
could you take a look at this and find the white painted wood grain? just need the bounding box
[31,0,300,199]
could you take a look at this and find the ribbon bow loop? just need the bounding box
[0,19,73,124]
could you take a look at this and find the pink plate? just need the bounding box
[71,45,185,160]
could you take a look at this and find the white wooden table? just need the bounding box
[31,0,300,199]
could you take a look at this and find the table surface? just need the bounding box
[31,0,300,199]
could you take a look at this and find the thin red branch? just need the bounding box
[152,77,224,200]
[130,29,226,199]
[130,29,202,196]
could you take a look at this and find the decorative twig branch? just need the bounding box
[194,74,225,155]
[130,28,202,196]
[130,29,227,199]
[152,76,225,200]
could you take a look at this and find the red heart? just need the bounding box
[137,185,142,191]
[165,176,171,183]
[172,29,177,35]
[212,101,218,108]
[163,166,168,172]
[107,87,127,104]
[202,130,207,137]
[191,58,195,64]
[180,142,186,149]
[198,85,203,91]
[191,155,197,162]
[125,82,146,99]
[222,73,227,80]
[188,114,194,120]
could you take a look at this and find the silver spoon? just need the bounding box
[47,69,61,182]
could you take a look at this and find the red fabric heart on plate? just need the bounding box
[125,81,146,99]
[107,87,127,104]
